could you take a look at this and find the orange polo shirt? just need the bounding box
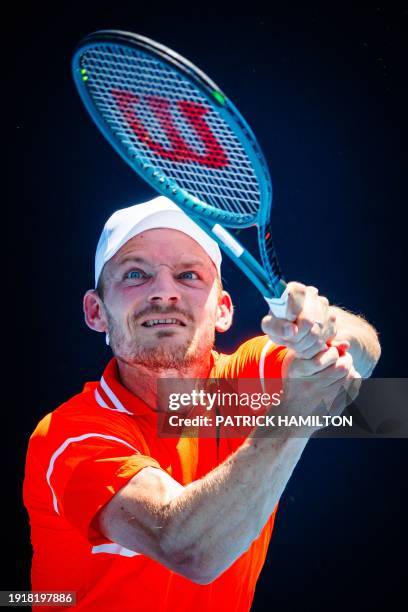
[23,336,286,611]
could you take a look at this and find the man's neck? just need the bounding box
[116,355,213,411]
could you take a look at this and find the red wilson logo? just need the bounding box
[111,89,229,168]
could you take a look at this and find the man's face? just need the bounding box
[94,228,228,370]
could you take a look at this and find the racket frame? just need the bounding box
[72,30,287,304]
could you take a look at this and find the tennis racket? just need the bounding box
[72,30,290,317]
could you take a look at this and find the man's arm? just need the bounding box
[328,306,381,377]
[100,434,308,584]
[98,346,358,585]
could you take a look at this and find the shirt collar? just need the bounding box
[94,352,218,416]
[95,358,146,416]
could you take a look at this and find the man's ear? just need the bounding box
[215,291,234,333]
[83,290,108,333]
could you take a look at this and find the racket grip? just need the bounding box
[264,286,290,319]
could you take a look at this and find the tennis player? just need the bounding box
[24,197,381,611]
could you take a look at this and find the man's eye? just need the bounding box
[125,270,146,280]
[179,271,199,280]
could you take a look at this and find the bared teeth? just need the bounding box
[143,318,182,327]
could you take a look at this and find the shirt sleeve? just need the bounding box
[61,438,162,544]
[32,412,163,545]
[213,334,287,379]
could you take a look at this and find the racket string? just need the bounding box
[80,45,263,220]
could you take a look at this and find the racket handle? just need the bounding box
[264,284,290,319]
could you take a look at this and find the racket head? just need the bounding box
[71,30,273,229]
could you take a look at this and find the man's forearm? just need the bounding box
[161,434,308,583]
[330,306,381,377]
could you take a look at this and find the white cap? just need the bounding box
[95,196,222,287]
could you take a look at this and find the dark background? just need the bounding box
[9,7,407,611]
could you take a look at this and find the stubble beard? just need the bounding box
[105,307,216,371]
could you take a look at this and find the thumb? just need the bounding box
[285,282,308,321]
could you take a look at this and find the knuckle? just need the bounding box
[311,351,321,364]
[281,322,295,337]
[335,362,349,375]
[261,315,272,329]
[262,326,277,341]
[313,352,326,367]
[303,318,315,330]
[288,281,306,295]
[328,347,338,359]
[309,327,321,340]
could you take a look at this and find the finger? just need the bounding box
[294,346,341,376]
[292,320,335,349]
[292,316,315,340]
[283,334,326,359]
[320,354,355,385]
[261,314,299,341]
[317,350,354,378]
[294,341,327,360]
[285,282,308,322]
[286,317,335,356]
[294,295,331,341]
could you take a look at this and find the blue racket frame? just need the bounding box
[72,30,288,308]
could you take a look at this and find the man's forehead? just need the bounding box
[113,228,215,267]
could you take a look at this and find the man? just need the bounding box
[24,196,380,611]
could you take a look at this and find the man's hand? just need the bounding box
[279,343,361,435]
[262,281,337,358]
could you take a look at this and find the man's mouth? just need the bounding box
[141,318,186,328]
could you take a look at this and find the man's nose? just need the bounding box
[147,270,181,304]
